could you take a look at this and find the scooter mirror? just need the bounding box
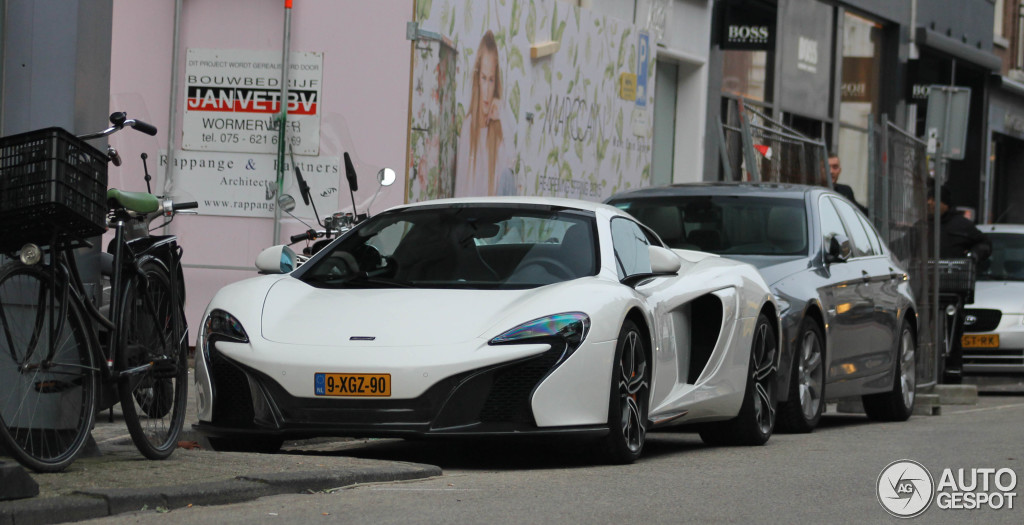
[377,168,397,187]
[278,194,297,213]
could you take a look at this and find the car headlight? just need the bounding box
[199,309,249,361]
[489,312,590,349]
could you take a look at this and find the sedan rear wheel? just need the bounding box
[777,318,824,433]
[699,313,777,446]
[862,321,915,421]
[600,319,649,464]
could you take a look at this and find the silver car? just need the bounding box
[961,224,1024,374]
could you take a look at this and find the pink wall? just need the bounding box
[109,0,414,342]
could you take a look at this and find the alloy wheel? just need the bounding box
[618,330,648,454]
[751,321,777,435]
[798,330,824,420]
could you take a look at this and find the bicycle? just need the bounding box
[0,112,197,472]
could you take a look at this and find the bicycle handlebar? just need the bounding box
[172,201,198,212]
[129,119,158,136]
[77,112,158,141]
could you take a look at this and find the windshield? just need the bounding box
[298,204,598,289]
[608,195,808,256]
[978,233,1024,281]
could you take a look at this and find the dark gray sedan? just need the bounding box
[607,183,918,432]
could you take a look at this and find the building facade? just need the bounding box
[703,0,914,208]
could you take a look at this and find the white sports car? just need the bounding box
[194,197,780,463]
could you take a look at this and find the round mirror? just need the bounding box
[278,193,296,213]
[377,168,397,187]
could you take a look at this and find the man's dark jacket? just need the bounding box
[834,183,869,214]
[937,211,992,261]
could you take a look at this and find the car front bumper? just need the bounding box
[962,312,1024,374]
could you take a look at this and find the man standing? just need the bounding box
[828,153,869,214]
[927,181,991,384]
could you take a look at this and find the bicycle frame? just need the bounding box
[56,210,186,408]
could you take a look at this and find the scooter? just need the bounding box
[256,151,396,274]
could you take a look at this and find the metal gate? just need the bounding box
[868,115,939,387]
[718,98,829,185]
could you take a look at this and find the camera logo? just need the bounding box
[877,460,935,518]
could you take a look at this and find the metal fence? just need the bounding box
[868,115,939,387]
[719,98,829,185]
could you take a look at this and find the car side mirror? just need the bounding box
[649,245,682,274]
[826,234,851,263]
[620,246,681,287]
[256,245,297,274]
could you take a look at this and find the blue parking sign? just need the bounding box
[636,32,649,107]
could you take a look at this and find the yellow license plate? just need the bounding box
[961,334,999,348]
[314,373,391,397]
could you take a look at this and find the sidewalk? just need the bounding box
[1,372,442,525]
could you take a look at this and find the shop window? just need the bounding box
[722,50,771,102]
[837,12,884,215]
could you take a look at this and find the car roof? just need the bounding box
[979,224,1024,234]
[606,181,824,201]
[393,196,628,216]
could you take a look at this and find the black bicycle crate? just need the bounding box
[928,258,976,303]
[0,127,108,250]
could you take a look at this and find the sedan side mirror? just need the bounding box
[256,245,297,274]
[826,234,852,263]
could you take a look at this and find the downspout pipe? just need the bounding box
[273,0,293,244]
[164,0,183,199]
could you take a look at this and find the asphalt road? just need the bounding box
[75,383,1024,525]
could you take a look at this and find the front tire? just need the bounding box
[0,263,97,472]
[700,313,777,446]
[600,319,649,464]
[777,318,824,433]
[862,321,915,421]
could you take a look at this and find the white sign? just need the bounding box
[159,150,340,218]
[183,49,323,155]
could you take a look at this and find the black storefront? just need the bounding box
[986,80,1024,224]
[909,4,1001,220]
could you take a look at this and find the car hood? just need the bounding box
[970,280,1024,313]
[260,277,567,346]
[724,255,808,286]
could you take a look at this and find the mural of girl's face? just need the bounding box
[478,50,497,120]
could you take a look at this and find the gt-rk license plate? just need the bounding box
[314,373,391,397]
[961,334,999,348]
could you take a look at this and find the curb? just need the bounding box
[0,462,441,525]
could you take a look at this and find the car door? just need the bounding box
[610,217,681,406]
[817,196,877,389]
[830,197,893,380]
[855,210,902,353]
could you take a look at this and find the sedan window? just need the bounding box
[832,198,876,257]
[610,196,807,256]
[979,233,1024,281]
[819,196,847,248]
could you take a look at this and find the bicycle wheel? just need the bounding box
[0,261,97,472]
[117,257,188,460]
